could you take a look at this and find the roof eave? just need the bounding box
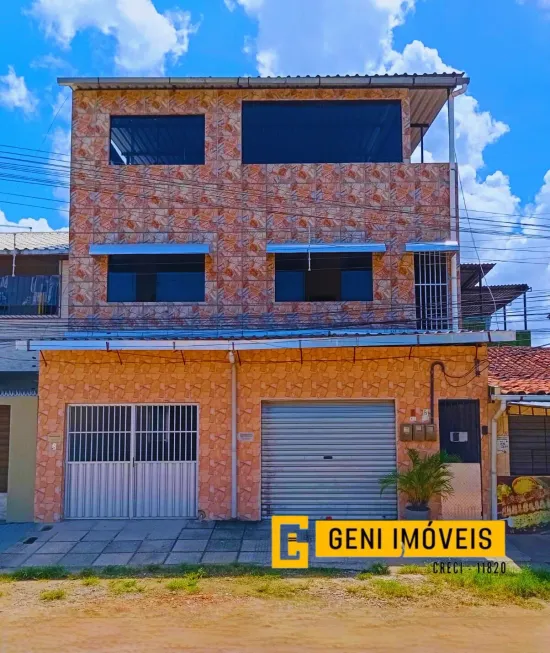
[57,74,469,91]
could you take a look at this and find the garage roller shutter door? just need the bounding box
[261,401,397,519]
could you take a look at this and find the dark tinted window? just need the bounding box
[107,255,205,302]
[110,115,205,165]
[275,253,373,302]
[242,100,402,164]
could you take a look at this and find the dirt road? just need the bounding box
[1,590,548,652]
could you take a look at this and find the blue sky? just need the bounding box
[0,0,549,336]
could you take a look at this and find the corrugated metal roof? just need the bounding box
[0,232,69,255]
[58,73,468,91]
[460,263,496,290]
[462,285,530,318]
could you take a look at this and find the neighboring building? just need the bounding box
[488,347,550,533]
[16,74,515,523]
[460,263,530,345]
[0,232,68,521]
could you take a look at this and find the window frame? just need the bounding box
[242,99,403,165]
[274,252,374,302]
[109,114,206,166]
[106,254,206,303]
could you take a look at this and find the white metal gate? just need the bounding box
[261,401,397,520]
[65,404,198,519]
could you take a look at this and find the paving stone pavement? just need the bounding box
[0,520,269,571]
[0,519,542,572]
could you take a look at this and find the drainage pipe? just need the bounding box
[228,351,238,519]
[490,398,507,520]
[448,92,459,332]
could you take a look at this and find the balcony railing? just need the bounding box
[0,275,60,316]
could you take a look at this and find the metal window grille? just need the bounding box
[67,405,132,463]
[67,404,197,463]
[414,252,450,331]
[135,405,197,462]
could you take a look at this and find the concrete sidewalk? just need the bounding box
[0,519,545,572]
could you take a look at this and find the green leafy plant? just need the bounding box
[379,449,459,510]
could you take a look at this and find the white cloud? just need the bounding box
[223,0,237,10]
[30,53,73,72]
[0,210,61,233]
[256,49,278,76]
[49,126,71,210]
[29,0,199,74]
[235,0,415,75]
[0,66,37,115]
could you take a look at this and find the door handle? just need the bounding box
[323,456,333,460]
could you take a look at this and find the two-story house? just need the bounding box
[16,74,515,524]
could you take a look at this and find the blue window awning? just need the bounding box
[89,243,210,255]
[405,241,459,253]
[266,242,386,254]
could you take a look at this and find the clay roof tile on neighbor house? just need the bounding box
[488,347,550,395]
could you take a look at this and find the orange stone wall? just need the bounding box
[36,345,489,522]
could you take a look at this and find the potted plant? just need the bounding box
[379,449,459,520]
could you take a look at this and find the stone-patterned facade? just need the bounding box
[68,87,453,331]
[33,83,475,523]
[36,346,489,522]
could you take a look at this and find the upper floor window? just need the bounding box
[107,255,205,302]
[414,252,449,330]
[242,100,402,165]
[275,253,373,302]
[110,115,205,165]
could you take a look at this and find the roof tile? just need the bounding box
[488,347,550,395]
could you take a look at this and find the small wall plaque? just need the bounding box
[238,432,254,442]
[497,435,509,453]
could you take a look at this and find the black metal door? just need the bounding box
[439,400,481,463]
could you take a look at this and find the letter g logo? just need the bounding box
[271,516,309,569]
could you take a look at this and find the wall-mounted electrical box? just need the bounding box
[400,424,413,441]
[450,431,468,443]
[413,424,425,441]
[424,424,437,441]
